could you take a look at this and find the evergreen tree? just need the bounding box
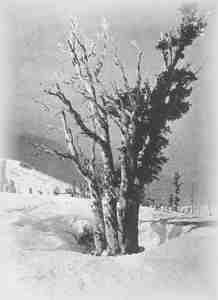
[172,171,183,211]
[37,5,207,254]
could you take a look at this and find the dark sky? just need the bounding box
[4,0,217,203]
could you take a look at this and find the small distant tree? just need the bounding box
[171,171,183,211]
[168,193,174,210]
[53,186,60,195]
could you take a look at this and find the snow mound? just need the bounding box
[0,192,217,300]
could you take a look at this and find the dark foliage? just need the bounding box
[129,7,206,186]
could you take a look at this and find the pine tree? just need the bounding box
[171,171,183,211]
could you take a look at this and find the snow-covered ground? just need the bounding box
[0,192,217,300]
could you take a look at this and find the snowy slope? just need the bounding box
[0,192,217,300]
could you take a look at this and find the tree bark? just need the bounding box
[101,149,120,255]
[117,184,140,254]
[117,147,140,254]
[89,182,106,255]
[102,189,120,255]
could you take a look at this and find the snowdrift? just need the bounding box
[0,192,217,300]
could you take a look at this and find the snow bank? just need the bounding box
[0,192,94,253]
[0,192,217,300]
[2,226,217,300]
[0,192,216,252]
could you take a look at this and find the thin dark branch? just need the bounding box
[44,85,106,147]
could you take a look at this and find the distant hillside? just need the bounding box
[0,159,75,195]
[10,134,83,186]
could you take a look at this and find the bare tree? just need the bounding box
[42,20,120,255]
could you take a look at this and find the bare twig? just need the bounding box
[44,84,106,147]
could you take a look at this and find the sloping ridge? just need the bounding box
[10,133,83,185]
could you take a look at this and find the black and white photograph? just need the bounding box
[0,0,217,299]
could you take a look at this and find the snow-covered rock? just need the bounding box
[70,218,93,236]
